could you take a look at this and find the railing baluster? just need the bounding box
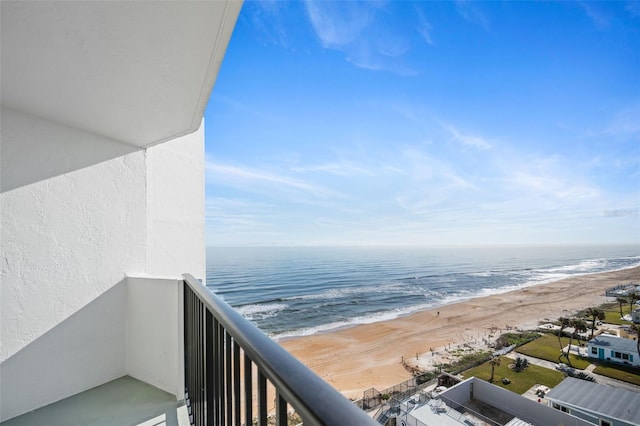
[225,331,232,425]
[258,370,267,426]
[206,309,214,425]
[213,317,220,425]
[233,341,241,425]
[190,286,196,425]
[244,353,252,426]
[211,317,217,425]
[198,303,207,425]
[195,295,199,425]
[218,321,225,426]
[182,275,377,426]
[183,285,191,423]
[276,392,287,426]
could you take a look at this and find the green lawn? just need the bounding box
[593,363,640,386]
[599,303,632,325]
[603,309,627,325]
[461,356,565,394]
[496,332,541,348]
[516,334,591,370]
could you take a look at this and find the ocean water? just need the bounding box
[205,245,639,339]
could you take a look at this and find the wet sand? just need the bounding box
[281,266,640,399]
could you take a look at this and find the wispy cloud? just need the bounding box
[455,0,489,30]
[508,170,600,202]
[303,0,418,75]
[211,94,283,124]
[578,1,611,28]
[500,155,601,203]
[206,160,344,199]
[205,196,278,241]
[383,165,410,176]
[394,147,475,214]
[290,161,374,176]
[304,1,374,49]
[626,1,640,18]
[415,6,435,46]
[445,124,492,150]
[605,103,640,140]
[242,1,291,48]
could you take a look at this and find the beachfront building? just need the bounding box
[604,284,640,299]
[388,377,592,426]
[546,377,640,426]
[0,2,376,425]
[587,335,639,367]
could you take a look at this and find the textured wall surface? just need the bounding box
[0,281,128,421]
[146,124,205,278]
[0,110,205,420]
[1,123,147,361]
[0,107,138,192]
[127,277,183,398]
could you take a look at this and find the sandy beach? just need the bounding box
[281,266,640,399]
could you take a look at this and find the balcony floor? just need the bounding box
[2,376,188,426]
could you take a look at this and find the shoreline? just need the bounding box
[274,263,640,342]
[280,266,640,399]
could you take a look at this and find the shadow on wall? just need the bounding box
[0,280,128,422]
[0,107,139,193]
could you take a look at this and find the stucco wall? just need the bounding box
[1,111,148,362]
[0,109,205,420]
[146,124,205,277]
[127,276,184,399]
[0,281,129,421]
[0,107,139,192]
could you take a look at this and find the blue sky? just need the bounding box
[204,1,640,247]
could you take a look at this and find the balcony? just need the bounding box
[1,275,377,426]
[0,2,371,424]
[183,274,377,425]
[1,376,188,426]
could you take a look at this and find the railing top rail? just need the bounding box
[183,274,377,426]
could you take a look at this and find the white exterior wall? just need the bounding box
[1,108,148,362]
[126,276,184,399]
[438,378,592,426]
[146,125,205,276]
[0,108,205,421]
[472,379,592,426]
[587,339,640,367]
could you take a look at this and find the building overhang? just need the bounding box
[1,0,242,148]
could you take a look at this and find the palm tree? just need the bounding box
[557,317,570,360]
[489,356,501,383]
[585,307,605,339]
[566,319,588,367]
[617,296,627,318]
[629,291,639,315]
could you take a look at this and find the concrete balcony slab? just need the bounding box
[1,376,187,426]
